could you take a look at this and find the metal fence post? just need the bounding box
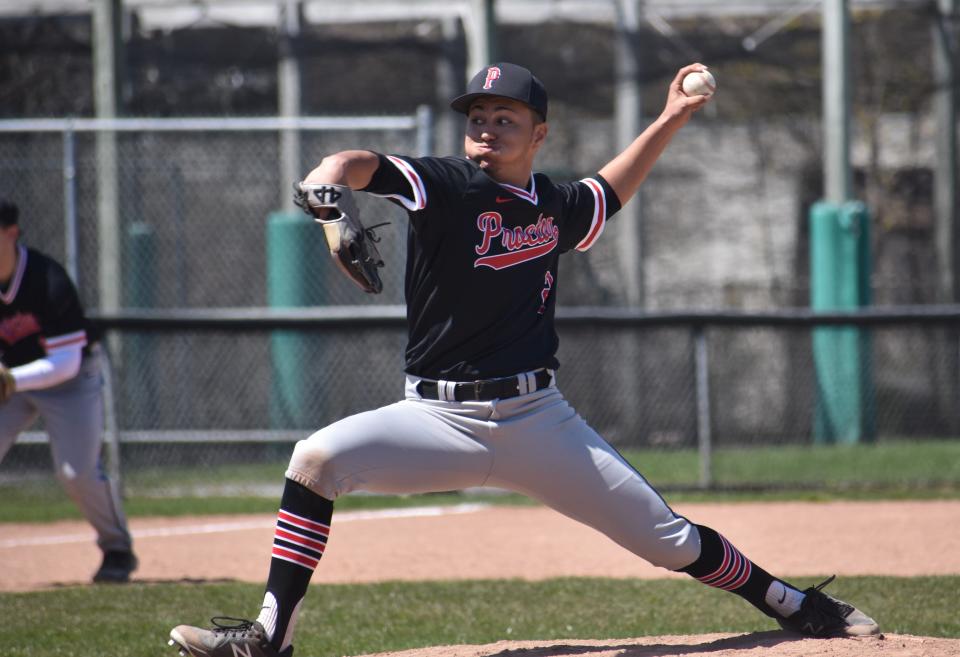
[416,104,434,157]
[99,344,123,494]
[694,324,713,489]
[62,123,79,284]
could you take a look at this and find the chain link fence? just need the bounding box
[1,113,958,497]
[0,3,957,500]
[4,309,959,497]
[0,115,432,310]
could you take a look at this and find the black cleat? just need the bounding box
[93,550,138,583]
[777,575,880,637]
[168,618,293,657]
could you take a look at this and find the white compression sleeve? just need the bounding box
[10,344,83,391]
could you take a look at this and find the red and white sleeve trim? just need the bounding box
[41,330,88,355]
[367,155,427,212]
[574,178,608,252]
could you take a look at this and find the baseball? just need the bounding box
[682,70,716,97]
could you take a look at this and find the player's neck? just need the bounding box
[0,242,17,285]
[479,162,533,189]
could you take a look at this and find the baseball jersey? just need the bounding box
[362,153,621,381]
[0,245,97,368]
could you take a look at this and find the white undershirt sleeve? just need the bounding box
[10,343,83,391]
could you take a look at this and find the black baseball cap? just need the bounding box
[0,198,18,227]
[450,62,548,121]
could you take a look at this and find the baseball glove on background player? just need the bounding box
[0,365,15,403]
[293,182,386,294]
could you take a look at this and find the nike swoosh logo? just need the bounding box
[495,196,515,203]
[777,589,787,604]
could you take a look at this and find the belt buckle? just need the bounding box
[472,379,486,401]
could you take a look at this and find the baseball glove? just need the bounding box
[293,182,386,294]
[0,365,15,403]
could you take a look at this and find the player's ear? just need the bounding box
[531,120,548,148]
[1,224,19,241]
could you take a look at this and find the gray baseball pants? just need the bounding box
[287,373,701,571]
[0,347,132,553]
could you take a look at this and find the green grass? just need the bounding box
[2,439,958,522]
[0,485,537,522]
[118,438,960,493]
[0,576,955,657]
[3,441,957,654]
[712,440,960,487]
[619,439,960,488]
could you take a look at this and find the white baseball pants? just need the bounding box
[0,347,132,553]
[286,374,701,571]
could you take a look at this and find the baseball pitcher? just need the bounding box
[169,63,878,657]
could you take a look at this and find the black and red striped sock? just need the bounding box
[256,478,333,652]
[679,524,803,619]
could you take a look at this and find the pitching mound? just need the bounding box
[354,633,959,657]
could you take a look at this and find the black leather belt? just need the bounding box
[417,370,552,402]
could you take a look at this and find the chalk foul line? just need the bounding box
[0,503,488,548]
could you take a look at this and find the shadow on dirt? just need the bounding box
[485,631,797,657]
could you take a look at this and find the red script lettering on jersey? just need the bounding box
[538,270,555,314]
[474,212,560,270]
[0,312,41,345]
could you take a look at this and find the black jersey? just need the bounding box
[0,245,98,368]
[363,153,621,380]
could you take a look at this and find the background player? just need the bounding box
[0,198,137,583]
[169,63,878,657]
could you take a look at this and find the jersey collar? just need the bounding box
[467,159,540,206]
[496,175,539,205]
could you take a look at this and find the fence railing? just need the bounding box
[10,304,960,494]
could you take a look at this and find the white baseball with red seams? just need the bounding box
[682,70,716,97]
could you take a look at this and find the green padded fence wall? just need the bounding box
[809,200,875,444]
[267,212,328,430]
[124,222,158,428]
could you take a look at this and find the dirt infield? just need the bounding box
[3,500,959,590]
[354,633,959,657]
[3,500,960,656]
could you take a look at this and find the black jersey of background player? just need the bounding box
[363,153,622,381]
[0,245,98,368]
